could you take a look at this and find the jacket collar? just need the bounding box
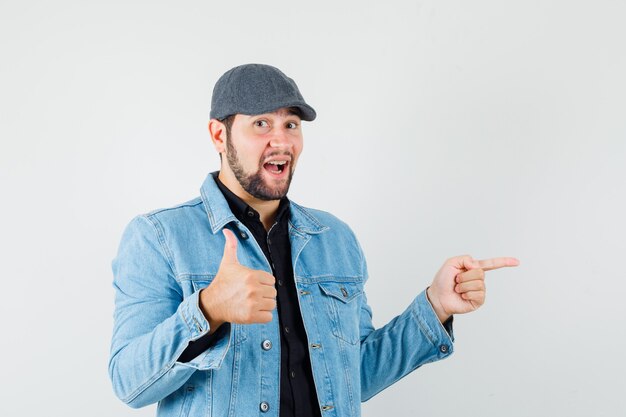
[200,171,329,235]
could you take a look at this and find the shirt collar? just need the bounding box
[200,171,329,235]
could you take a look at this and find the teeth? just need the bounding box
[267,161,287,165]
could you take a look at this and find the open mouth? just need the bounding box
[263,160,289,176]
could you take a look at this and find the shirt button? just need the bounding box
[261,340,272,350]
[259,402,270,412]
[239,231,248,239]
[268,238,272,244]
[278,279,283,286]
[247,210,255,217]
[284,326,290,334]
[290,370,296,378]
[439,345,449,353]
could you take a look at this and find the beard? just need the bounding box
[225,138,294,201]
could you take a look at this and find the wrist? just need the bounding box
[426,286,452,324]
[199,287,225,334]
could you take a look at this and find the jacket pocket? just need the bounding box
[318,281,363,345]
[178,274,216,298]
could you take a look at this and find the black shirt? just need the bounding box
[178,172,322,417]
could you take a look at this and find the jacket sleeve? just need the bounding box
[355,240,455,401]
[108,215,231,408]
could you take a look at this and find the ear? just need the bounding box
[208,118,227,154]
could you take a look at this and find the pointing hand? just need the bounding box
[426,255,520,323]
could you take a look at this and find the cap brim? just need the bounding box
[211,102,316,122]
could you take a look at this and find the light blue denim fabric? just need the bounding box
[109,172,454,417]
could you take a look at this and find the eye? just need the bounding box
[286,121,299,129]
[254,120,269,128]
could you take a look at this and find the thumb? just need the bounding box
[220,228,239,265]
[459,255,478,270]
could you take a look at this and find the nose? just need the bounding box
[268,127,294,150]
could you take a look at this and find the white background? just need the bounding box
[1,1,625,416]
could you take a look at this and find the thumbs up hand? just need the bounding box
[199,228,277,333]
[426,255,520,323]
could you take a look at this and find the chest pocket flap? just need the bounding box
[318,282,363,303]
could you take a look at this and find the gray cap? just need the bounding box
[210,63,316,121]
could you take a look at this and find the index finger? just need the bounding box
[476,257,520,271]
[258,272,277,286]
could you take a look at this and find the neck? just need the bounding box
[218,169,280,231]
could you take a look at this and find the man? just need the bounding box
[109,63,520,417]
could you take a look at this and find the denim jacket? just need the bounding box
[109,172,454,417]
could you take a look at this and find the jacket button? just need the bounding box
[262,340,272,350]
[260,402,270,412]
[239,231,248,239]
[340,287,348,297]
[439,344,449,353]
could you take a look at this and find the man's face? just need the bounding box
[223,107,303,201]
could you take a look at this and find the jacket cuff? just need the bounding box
[176,290,231,370]
[410,289,455,360]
